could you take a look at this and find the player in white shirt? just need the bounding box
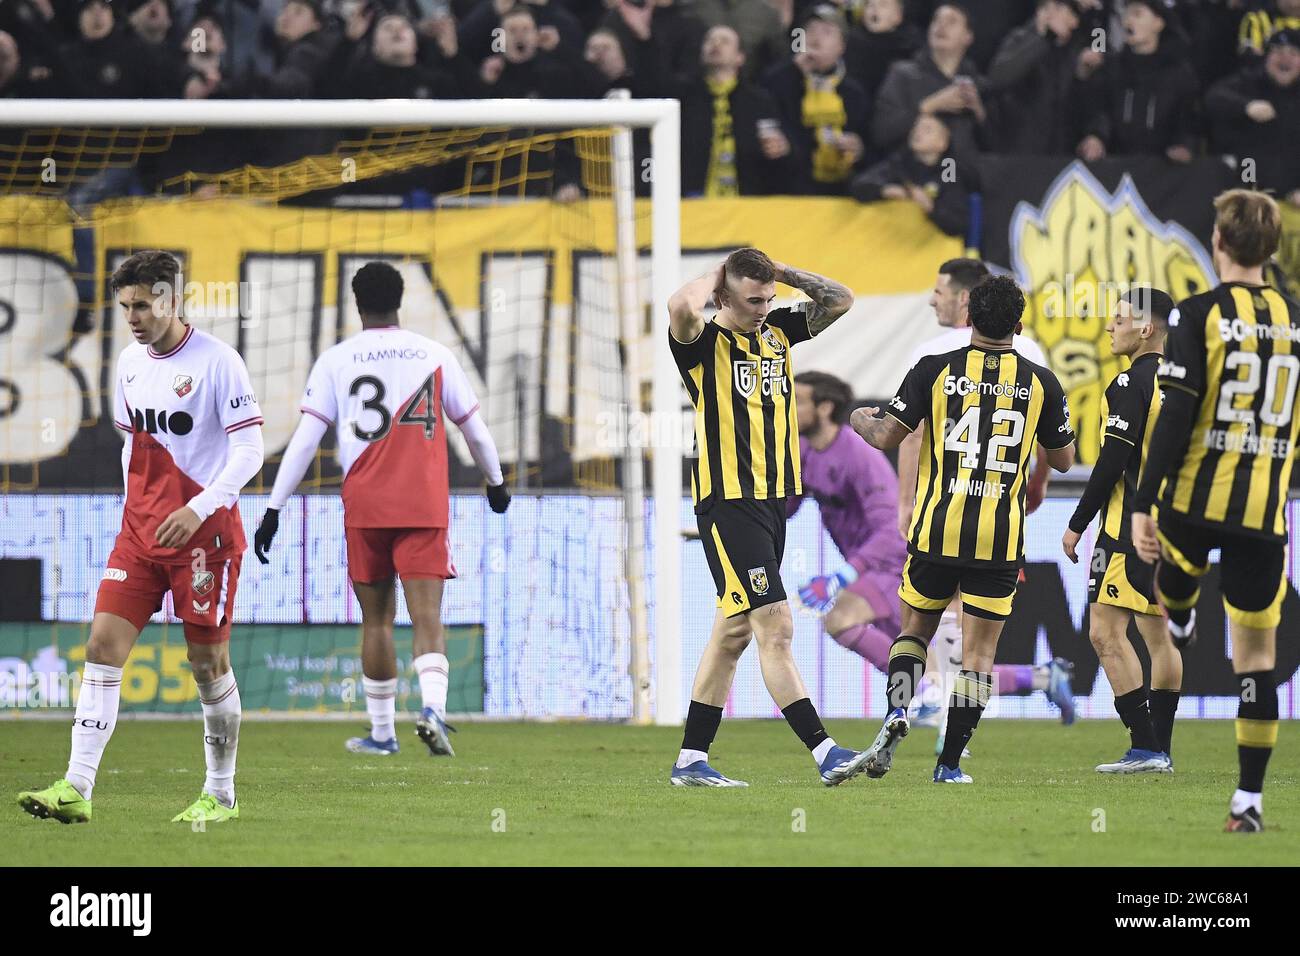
[18,251,265,826]
[255,262,509,758]
[896,259,1074,746]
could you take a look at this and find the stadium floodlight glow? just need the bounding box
[2,97,684,726]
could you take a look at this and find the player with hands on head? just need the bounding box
[668,247,872,788]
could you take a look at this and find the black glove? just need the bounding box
[486,482,511,514]
[254,508,279,564]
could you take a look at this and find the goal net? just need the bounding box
[0,98,683,725]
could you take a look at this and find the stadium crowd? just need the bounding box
[1,0,1297,215]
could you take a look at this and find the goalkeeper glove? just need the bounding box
[486,482,511,514]
[798,564,858,614]
[253,508,279,565]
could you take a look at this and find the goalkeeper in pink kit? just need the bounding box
[790,372,907,670]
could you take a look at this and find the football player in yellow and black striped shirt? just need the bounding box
[1133,190,1299,833]
[853,275,1076,782]
[667,247,872,788]
[1062,287,1182,774]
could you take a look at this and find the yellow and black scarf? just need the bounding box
[801,62,852,184]
[705,75,739,197]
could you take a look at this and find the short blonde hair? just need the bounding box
[1213,189,1282,268]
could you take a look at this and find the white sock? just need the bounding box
[811,738,836,765]
[676,748,708,769]
[1230,788,1262,815]
[197,669,241,808]
[66,662,123,800]
[364,676,397,742]
[936,613,962,672]
[413,652,449,718]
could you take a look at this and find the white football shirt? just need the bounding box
[299,326,481,528]
[113,324,263,564]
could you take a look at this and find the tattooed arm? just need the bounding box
[850,406,910,452]
[771,261,855,335]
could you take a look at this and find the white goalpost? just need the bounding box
[0,97,684,726]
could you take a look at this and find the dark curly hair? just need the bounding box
[968,275,1025,341]
[352,261,405,315]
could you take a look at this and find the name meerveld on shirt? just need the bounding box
[49,886,151,936]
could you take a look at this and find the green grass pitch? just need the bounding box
[3,719,1294,866]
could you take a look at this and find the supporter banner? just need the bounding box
[3,180,1298,486]
[2,493,1298,719]
[0,196,955,491]
[979,157,1246,463]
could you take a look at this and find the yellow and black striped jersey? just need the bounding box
[1157,282,1300,540]
[1098,353,1163,550]
[886,345,1074,568]
[670,305,813,511]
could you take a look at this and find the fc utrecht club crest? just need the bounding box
[192,570,215,597]
[173,374,194,398]
[748,566,769,596]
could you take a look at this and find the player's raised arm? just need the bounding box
[771,261,854,335]
[667,261,725,344]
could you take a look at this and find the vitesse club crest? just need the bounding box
[192,570,215,597]
[761,328,785,354]
[748,566,769,596]
[984,354,999,371]
[173,374,194,398]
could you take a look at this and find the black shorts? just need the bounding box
[898,554,1018,621]
[1088,539,1159,616]
[697,497,788,617]
[1156,510,1287,628]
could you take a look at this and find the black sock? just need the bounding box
[1236,671,1278,793]
[887,635,929,712]
[681,700,723,755]
[1115,688,1159,752]
[1149,688,1180,755]
[781,697,829,752]
[1155,561,1197,629]
[939,670,991,769]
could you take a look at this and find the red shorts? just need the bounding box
[94,540,241,645]
[344,526,456,583]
